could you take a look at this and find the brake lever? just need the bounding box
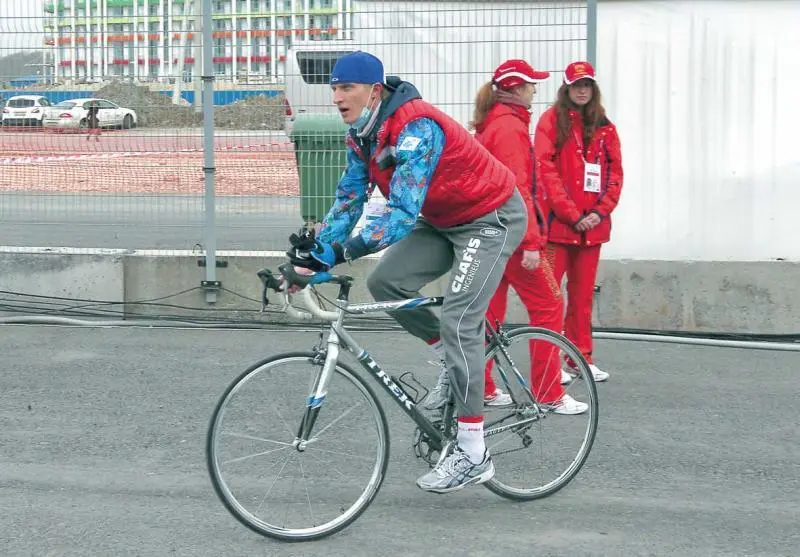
[257,268,285,311]
[260,280,269,311]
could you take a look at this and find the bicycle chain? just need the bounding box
[491,444,535,457]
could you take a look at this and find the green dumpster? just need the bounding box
[289,113,350,224]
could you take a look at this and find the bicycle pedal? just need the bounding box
[396,371,429,405]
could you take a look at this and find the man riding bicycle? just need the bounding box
[285,51,526,493]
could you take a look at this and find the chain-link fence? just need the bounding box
[0,0,593,257]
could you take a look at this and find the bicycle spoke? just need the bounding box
[256,451,295,515]
[221,432,294,446]
[222,444,293,466]
[309,446,379,463]
[298,457,316,528]
[309,401,364,440]
[270,403,303,440]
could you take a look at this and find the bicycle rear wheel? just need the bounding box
[206,351,390,541]
[481,327,598,501]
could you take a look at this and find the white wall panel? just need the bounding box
[342,1,798,261]
[599,0,800,261]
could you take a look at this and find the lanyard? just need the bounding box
[572,126,588,163]
[572,125,604,164]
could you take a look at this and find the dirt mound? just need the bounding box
[93,82,284,130]
[215,94,286,130]
[94,82,202,128]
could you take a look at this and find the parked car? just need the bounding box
[42,98,137,130]
[2,95,52,126]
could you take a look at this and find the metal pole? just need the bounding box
[194,0,203,112]
[171,9,185,104]
[587,0,598,66]
[593,332,800,353]
[201,0,219,302]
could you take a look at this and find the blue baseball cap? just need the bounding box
[330,51,385,85]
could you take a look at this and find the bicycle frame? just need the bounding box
[273,281,543,455]
[282,287,446,452]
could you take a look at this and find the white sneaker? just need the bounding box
[561,364,610,383]
[416,447,495,493]
[484,388,513,407]
[589,364,610,382]
[550,394,589,415]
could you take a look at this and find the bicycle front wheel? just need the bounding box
[206,351,390,542]
[482,327,599,501]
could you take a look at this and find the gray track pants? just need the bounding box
[367,190,527,417]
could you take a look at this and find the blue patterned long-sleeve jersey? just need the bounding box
[317,117,445,260]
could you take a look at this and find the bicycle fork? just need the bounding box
[293,328,341,451]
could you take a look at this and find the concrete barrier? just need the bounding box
[0,248,126,305]
[593,260,799,333]
[0,247,796,334]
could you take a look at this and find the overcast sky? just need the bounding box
[0,1,43,55]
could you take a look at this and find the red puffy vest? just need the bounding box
[351,99,516,228]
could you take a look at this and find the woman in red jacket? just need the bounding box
[534,61,624,383]
[471,59,588,415]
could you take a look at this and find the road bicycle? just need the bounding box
[206,262,598,542]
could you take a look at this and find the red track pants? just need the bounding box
[484,250,566,404]
[547,243,602,364]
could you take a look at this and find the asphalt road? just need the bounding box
[1,325,798,556]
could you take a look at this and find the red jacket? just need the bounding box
[474,102,545,252]
[534,106,623,246]
[356,99,516,228]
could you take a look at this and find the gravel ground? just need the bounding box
[0,151,300,196]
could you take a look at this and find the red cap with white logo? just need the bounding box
[492,59,550,90]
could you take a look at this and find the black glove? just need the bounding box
[286,228,345,272]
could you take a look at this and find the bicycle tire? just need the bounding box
[482,327,599,501]
[206,351,390,541]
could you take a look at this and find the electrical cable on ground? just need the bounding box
[0,288,796,351]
